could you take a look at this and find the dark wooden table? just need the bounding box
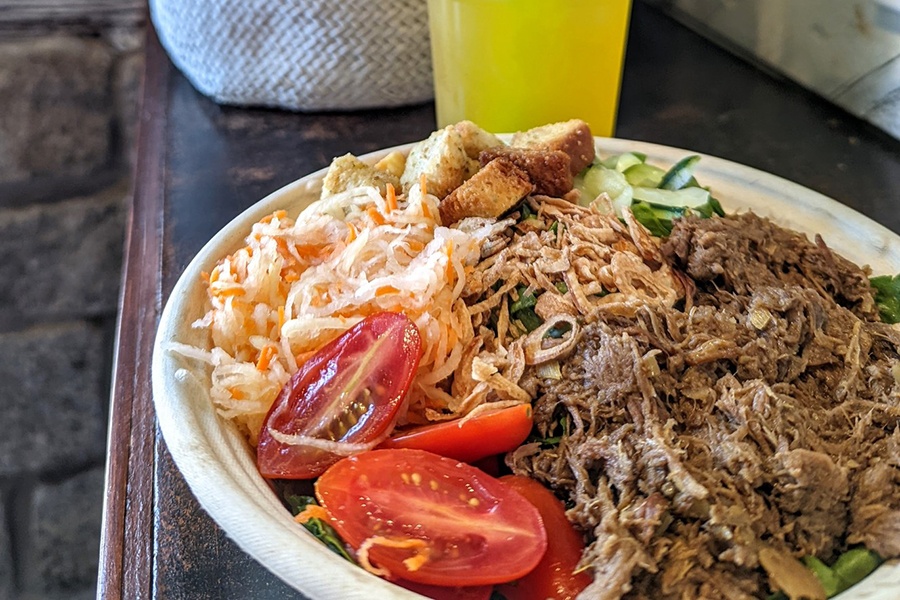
[98,3,900,598]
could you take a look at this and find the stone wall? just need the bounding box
[0,2,145,599]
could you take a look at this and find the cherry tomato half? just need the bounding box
[315,448,548,586]
[257,312,421,479]
[496,475,592,600]
[380,404,534,464]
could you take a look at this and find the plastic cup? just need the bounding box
[427,0,632,136]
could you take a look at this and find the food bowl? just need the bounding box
[152,138,900,599]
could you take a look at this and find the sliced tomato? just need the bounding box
[496,475,592,600]
[380,404,534,463]
[315,448,547,587]
[394,578,493,600]
[257,312,421,479]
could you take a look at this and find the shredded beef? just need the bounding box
[509,213,900,599]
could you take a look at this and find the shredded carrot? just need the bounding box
[278,306,285,330]
[295,350,316,365]
[445,243,455,280]
[213,286,245,297]
[346,222,358,244]
[357,536,430,578]
[261,209,288,224]
[294,504,330,524]
[294,244,324,258]
[283,270,299,283]
[404,551,431,572]
[385,183,398,212]
[209,268,221,284]
[419,173,428,196]
[376,285,401,297]
[406,239,425,253]
[256,345,277,371]
[366,206,386,225]
[228,387,245,400]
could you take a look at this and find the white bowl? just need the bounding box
[152,139,900,599]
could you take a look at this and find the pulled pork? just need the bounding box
[508,212,900,599]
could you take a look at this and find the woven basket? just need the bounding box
[149,0,433,111]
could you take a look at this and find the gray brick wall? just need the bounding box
[0,4,144,598]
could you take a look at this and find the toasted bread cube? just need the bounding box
[453,120,505,159]
[321,153,401,199]
[510,119,595,175]
[400,126,476,199]
[479,146,573,197]
[374,150,407,179]
[439,157,533,225]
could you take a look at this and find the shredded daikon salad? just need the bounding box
[179,181,498,444]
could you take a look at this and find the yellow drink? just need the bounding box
[428,0,632,136]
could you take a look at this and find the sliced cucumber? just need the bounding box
[632,185,710,208]
[624,162,666,188]
[659,154,701,190]
[581,165,632,206]
[601,152,645,173]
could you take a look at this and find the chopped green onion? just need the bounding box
[515,307,543,332]
[520,202,536,221]
[510,285,538,313]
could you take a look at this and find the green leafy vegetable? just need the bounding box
[510,285,537,314]
[870,274,900,324]
[515,307,543,332]
[630,198,725,238]
[630,201,676,237]
[285,495,355,563]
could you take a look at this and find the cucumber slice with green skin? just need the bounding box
[581,165,633,208]
[624,162,666,187]
[802,556,842,597]
[831,549,882,593]
[659,154,701,190]
[632,185,710,208]
[601,152,645,172]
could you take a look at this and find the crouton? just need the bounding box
[479,146,573,197]
[321,153,401,199]
[453,120,505,159]
[510,119,595,175]
[374,150,407,179]
[439,157,533,225]
[400,126,476,199]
